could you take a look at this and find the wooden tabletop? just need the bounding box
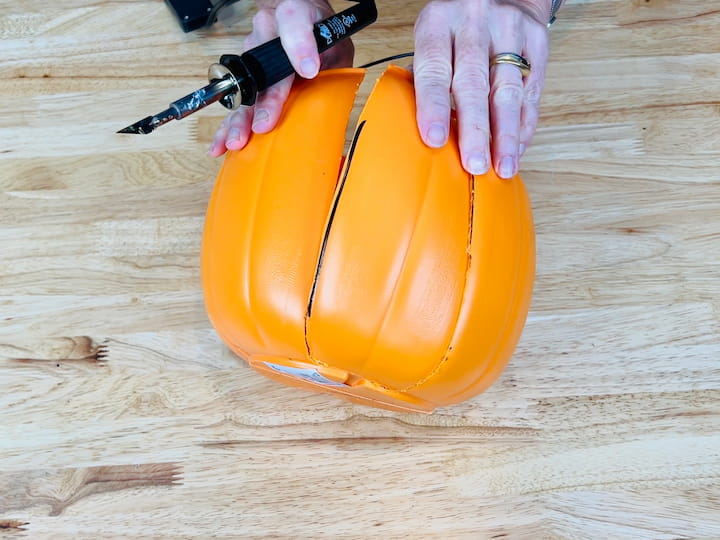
[1,0,719,538]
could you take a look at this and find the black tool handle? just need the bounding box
[220,1,377,106]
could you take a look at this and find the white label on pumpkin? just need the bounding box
[263,362,347,387]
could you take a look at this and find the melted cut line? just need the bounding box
[446,176,527,400]
[467,173,476,262]
[306,120,367,317]
[402,172,475,392]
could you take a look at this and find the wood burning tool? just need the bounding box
[118,1,377,135]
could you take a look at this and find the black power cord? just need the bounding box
[359,52,414,69]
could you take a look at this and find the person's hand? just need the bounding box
[208,0,354,157]
[414,0,552,178]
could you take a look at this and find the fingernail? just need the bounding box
[300,57,318,78]
[499,156,516,179]
[427,123,447,147]
[252,109,269,130]
[468,152,488,175]
[519,143,526,156]
[228,127,241,142]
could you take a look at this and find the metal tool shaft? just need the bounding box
[169,75,237,120]
[118,75,237,134]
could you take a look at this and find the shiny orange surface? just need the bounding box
[201,66,535,413]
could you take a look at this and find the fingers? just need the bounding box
[489,9,524,179]
[489,62,524,178]
[413,1,549,179]
[208,7,296,156]
[451,3,491,175]
[208,107,252,156]
[276,0,322,79]
[413,2,454,149]
[208,116,229,157]
[519,23,549,156]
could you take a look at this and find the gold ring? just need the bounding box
[490,52,532,77]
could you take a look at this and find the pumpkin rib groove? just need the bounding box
[202,163,254,360]
[242,133,277,353]
[361,143,433,378]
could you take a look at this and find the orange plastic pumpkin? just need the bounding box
[201,66,535,413]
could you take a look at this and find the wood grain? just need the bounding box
[1,0,719,538]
